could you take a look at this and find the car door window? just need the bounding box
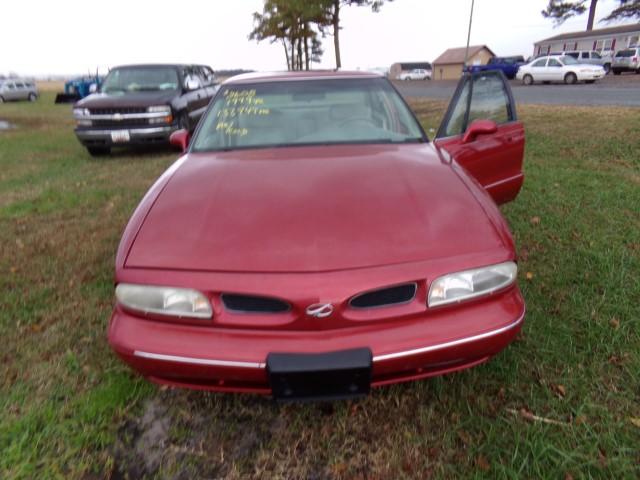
[438,71,514,138]
[532,59,547,67]
[7,83,15,90]
[548,59,562,67]
[442,78,470,137]
[467,74,511,125]
[581,52,589,59]
[15,82,24,88]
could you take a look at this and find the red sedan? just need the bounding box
[108,70,525,401]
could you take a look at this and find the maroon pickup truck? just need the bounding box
[73,64,218,156]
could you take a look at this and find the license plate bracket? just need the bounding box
[267,348,372,402]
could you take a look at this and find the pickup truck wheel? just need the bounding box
[564,72,577,85]
[87,146,110,157]
[0,96,4,103]
[523,74,533,86]
[28,93,37,102]
[603,63,611,74]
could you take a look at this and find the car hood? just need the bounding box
[75,90,178,108]
[125,144,505,273]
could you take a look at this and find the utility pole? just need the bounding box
[463,0,475,69]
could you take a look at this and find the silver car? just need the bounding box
[611,47,640,75]
[564,50,612,74]
[0,79,39,103]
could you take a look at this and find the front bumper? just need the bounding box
[74,125,176,147]
[108,287,525,395]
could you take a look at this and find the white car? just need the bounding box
[516,55,605,85]
[398,69,432,80]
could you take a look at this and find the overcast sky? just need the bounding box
[1,0,634,77]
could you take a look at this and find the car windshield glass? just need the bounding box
[191,78,426,152]
[560,56,579,65]
[101,67,179,93]
[615,49,635,57]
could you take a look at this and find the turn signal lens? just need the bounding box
[428,261,517,307]
[115,283,212,319]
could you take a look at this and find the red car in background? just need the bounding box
[108,70,525,401]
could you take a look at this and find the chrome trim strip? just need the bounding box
[484,173,524,190]
[372,312,525,363]
[75,112,170,120]
[76,126,173,136]
[133,312,524,369]
[133,351,266,369]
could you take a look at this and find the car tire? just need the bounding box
[87,146,111,157]
[613,69,621,75]
[28,93,37,102]
[523,74,533,86]
[0,96,4,103]
[603,63,611,74]
[564,72,577,85]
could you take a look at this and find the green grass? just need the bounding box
[1,93,639,479]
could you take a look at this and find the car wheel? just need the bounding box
[564,72,577,85]
[0,96,4,104]
[603,63,611,74]
[613,69,621,75]
[87,146,111,157]
[523,74,533,86]
[28,93,37,102]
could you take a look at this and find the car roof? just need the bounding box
[224,70,383,85]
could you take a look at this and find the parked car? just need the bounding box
[72,64,218,156]
[0,79,38,103]
[611,47,640,75]
[108,69,526,401]
[466,56,525,79]
[516,55,605,85]
[398,68,432,80]
[563,50,612,73]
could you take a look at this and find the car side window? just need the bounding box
[592,52,601,59]
[439,71,514,138]
[548,59,562,67]
[443,78,470,137]
[7,83,15,89]
[581,52,589,59]
[532,58,547,67]
[15,82,24,88]
[467,74,511,126]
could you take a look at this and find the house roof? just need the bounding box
[536,23,640,44]
[433,45,495,65]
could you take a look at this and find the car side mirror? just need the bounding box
[462,119,498,144]
[184,78,200,91]
[170,129,190,152]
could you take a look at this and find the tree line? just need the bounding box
[249,0,390,71]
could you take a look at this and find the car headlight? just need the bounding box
[428,261,517,307]
[73,108,89,118]
[148,105,171,114]
[115,283,212,319]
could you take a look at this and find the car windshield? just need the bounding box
[101,67,179,93]
[191,78,426,152]
[560,56,579,65]
[615,49,635,57]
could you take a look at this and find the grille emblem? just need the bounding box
[305,303,333,318]
[114,113,123,121]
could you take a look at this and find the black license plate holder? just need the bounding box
[267,348,372,402]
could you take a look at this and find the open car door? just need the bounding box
[434,70,525,205]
